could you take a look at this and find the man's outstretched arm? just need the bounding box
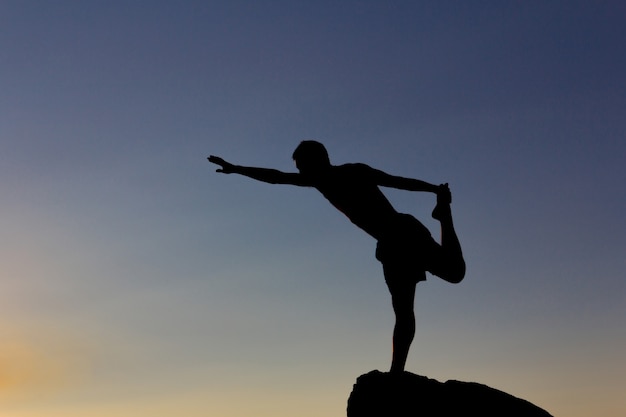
[208,155,311,186]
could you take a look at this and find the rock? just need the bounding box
[347,370,553,417]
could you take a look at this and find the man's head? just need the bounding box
[292,140,331,173]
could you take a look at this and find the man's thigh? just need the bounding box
[382,262,418,312]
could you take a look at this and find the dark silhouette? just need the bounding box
[347,370,553,417]
[208,141,465,374]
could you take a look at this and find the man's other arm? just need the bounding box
[361,164,439,193]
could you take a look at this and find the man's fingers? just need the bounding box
[208,155,232,173]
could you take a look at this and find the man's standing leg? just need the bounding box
[384,265,417,374]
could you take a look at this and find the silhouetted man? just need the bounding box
[208,141,465,374]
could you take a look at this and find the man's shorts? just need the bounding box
[375,213,441,285]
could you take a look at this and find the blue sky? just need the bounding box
[1,1,625,416]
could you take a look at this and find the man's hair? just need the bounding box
[292,140,330,165]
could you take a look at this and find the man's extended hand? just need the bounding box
[208,155,236,174]
[436,183,452,204]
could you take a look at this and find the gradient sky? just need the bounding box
[2,1,625,416]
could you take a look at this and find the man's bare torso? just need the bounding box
[311,163,399,240]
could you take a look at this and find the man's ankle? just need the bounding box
[432,203,451,221]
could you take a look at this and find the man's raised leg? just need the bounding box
[432,185,466,284]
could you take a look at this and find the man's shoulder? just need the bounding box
[326,163,379,183]
[334,162,373,172]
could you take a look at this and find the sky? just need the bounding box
[1,1,625,416]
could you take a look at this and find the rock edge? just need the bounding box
[347,370,553,417]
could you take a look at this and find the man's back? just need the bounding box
[311,163,399,240]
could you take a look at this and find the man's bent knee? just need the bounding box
[434,261,465,284]
[446,262,466,284]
